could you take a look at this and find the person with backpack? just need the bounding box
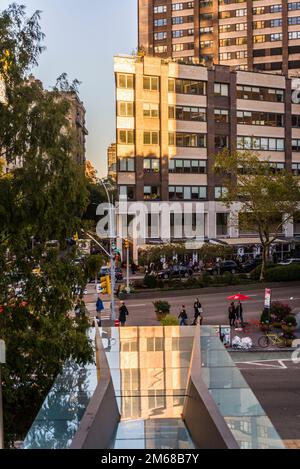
[193,298,203,325]
[178,305,188,326]
[119,301,129,327]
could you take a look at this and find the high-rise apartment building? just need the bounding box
[107,143,117,180]
[138,0,300,77]
[114,55,300,259]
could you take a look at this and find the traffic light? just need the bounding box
[100,275,111,295]
[124,239,129,249]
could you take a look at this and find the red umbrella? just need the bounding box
[227,294,251,301]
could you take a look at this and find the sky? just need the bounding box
[1,0,137,176]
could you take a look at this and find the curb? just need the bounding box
[228,348,295,352]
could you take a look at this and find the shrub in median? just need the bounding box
[161,315,179,326]
[270,301,292,323]
[153,301,171,321]
[266,264,300,282]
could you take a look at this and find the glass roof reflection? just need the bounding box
[102,326,195,449]
[200,326,285,449]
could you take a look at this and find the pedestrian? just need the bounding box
[228,302,236,327]
[74,300,81,317]
[96,295,104,326]
[178,305,188,326]
[193,298,203,325]
[119,301,129,327]
[131,262,137,275]
[236,301,244,327]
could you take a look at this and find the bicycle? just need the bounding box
[258,333,287,348]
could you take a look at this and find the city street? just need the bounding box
[85,282,300,327]
[238,364,300,447]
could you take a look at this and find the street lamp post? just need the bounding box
[0,340,6,449]
[99,179,116,322]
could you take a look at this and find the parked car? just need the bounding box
[157,265,193,280]
[240,258,262,273]
[278,258,300,266]
[206,260,240,275]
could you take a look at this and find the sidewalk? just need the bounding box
[228,325,300,352]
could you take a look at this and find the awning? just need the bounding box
[222,237,290,246]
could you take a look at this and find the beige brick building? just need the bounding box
[114,55,300,259]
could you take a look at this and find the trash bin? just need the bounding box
[114,319,120,327]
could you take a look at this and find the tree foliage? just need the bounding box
[0,4,93,446]
[214,149,300,280]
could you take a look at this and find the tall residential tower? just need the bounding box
[138,0,300,77]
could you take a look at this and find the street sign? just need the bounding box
[0,340,5,364]
[264,288,271,309]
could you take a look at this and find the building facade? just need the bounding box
[66,92,88,166]
[107,143,117,180]
[115,55,300,259]
[138,0,300,77]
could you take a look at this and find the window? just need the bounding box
[254,35,265,43]
[118,129,134,144]
[154,31,167,40]
[154,18,167,27]
[214,109,229,123]
[117,74,134,89]
[173,43,184,52]
[271,33,282,42]
[169,186,207,200]
[200,40,213,48]
[172,30,184,38]
[154,45,168,53]
[292,115,300,127]
[237,136,285,151]
[169,132,206,147]
[289,31,300,40]
[169,159,207,173]
[216,213,228,237]
[292,162,300,175]
[289,2,300,11]
[144,131,159,145]
[143,103,159,118]
[215,187,228,200]
[200,26,213,33]
[143,76,159,91]
[253,6,265,14]
[168,78,206,95]
[215,135,229,149]
[214,83,229,96]
[289,16,300,25]
[119,158,135,172]
[144,186,160,200]
[144,159,160,173]
[154,5,167,13]
[117,101,134,117]
[172,3,183,11]
[119,186,135,201]
[270,4,282,13]
[237,85,284,102]
[169,105,206,121]
[237,111,284,127]
[292,139,300,151]
[271,18,282,27]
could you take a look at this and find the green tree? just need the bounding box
[0,4,93,446]
[214,149,300,281]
